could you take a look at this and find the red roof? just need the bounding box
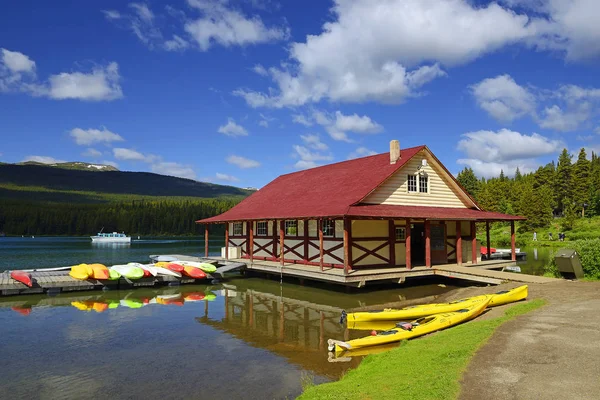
[346,205,525,221]
[197,145,524,223]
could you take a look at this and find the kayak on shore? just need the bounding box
[345,285,527,322]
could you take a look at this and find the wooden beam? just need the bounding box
[456,221,462,266]
[486,221,491,261]
[511,221,516,262]
[249,221,254,263]
[319,219,324,271]
[279,220,285,267]
[304,219,309,263]
[343,217,350,275]
[425,220,431,268]
[225,223,229,260]
[405,219,411,270]
[204,225,209,257]
[388,220,396,267]
[471,221,477,264]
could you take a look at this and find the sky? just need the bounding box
[1,0,599,189]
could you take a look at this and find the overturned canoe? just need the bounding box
[69,264,93,280]
[89,264,110,280]
[110,265,144,280]
[10,270,33,287]
[152,266,182,278]
[346,285,528,322]
[182,266,207,279]
[177,261,217,273]
[329,297,491,354]
[164,263,185,273]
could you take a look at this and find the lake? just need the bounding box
[1,237,467,399]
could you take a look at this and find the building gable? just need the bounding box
[361,148,477,209]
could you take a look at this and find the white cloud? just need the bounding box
[164,35,190,51]
[258,120,268,128]
[129,3,154,22]
[296,109,383,142]
[226,155,260,169]
[1,48,36,74]
[456,128,563,177]
[348,147,377,160]
[215,172,240,182]
[292,114,313,127]
[102,10,121,20]
[185,0,289,51]
[252,64,268,76]
[218,118,249,137]
[45,62,123,101]
[151,161,196,179]
[22,156,66,164]
[538,104,591,132]
[82,148,103,158]
[258,113,274,128]
[300,134,328,151]
[102,160,119,168]
[113,148,147,161]
[470,74,536,122]
[70,127,125,146]
[292,145,333,170]
[234,0,536,107]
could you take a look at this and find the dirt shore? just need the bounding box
[458,280,600,400]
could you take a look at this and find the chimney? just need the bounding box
[390,140,400,164]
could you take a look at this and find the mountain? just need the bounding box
[16,161,119,172]
[0,163,252,202]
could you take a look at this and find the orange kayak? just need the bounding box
[165,263,184,273]
[182,266,207,279]
[10,270,33,287]
[89,264,110,280]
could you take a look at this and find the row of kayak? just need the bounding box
[68,261,217,281]
[328,285,528,355]
[71,291,218,312]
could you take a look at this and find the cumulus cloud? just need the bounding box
[184,0,289,51]
[226,155,260,169]
[252,64,268,76]
[70,127,124,146]
[113,148,147,161]
[22,155,66,164]
[292,142,333,170]
[470,74,536,122]
[300,134,328,151]
[292,114,313,127]
[292,109,383,142]
[1,50,123,101]
[151,161,196,179]
[348,147,377,160]
[538,104,592,132]
[215,172,240,182]
[218,118,249,137]
[456,128,563,177]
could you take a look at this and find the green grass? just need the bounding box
[299,299,546,400]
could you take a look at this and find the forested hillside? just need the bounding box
[457,148,598,232]
[0,163,250,236]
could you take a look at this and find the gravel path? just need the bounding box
[459,281,600,400]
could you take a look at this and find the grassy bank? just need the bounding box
[299,299,546,400]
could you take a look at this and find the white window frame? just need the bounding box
[285,220,298,236]
[407,175,417,193]
[322,219,335,237]
[419,175,429,193]
[233,222,243,236]
[256,221,267,236]
[395,227,406,241]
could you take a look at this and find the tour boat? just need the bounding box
[90,230,131,243]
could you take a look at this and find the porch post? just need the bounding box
[511,221,516,261]
[405,219,411,270]
[249,221,254,263]
[318,219,324,271]
[456,221,462,266]
[279,220,285,267]
[485,221,491,261]
[225,223,229,260]
[304,219,309,264]
[425,220,431,268]
[204,225,209,258]
[471,221,477,264]
[388,220,396,267]
[343,217,351,275]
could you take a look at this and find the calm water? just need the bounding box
[0,237,461,399]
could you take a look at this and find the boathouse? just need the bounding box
[197,141,524,275]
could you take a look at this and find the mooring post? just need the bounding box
[204,224,209,258]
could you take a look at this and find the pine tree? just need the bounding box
[556,148,573,214]
[456,167,480,199]
[572,148,590,216]
[514,167,522,181]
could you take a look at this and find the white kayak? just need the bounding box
[152,266,182,278]
[110,265,144,280]
[151,255,179,262]
[129,263,158,276]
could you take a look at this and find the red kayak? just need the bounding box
[164,262,184,273]
[10,270,33,287]
[182,266,207,279]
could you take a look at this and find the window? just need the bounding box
[322,219,335,237]
[285,220,298,236]
[419,175,428,193]
[408,175,417,192]
[395,227,406,240]
[233,222,243,236]
[256,221,267,236]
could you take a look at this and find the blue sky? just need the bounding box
[1,0,599,188]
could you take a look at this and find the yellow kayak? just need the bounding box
[69,264,93,280]
[346,285,527,322]
[329,296,491,354]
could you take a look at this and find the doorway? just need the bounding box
[411,223,425,266]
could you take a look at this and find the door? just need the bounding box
[430,223,448,264]
[411,223,425,265]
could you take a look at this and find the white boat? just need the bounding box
[90,231,131,243]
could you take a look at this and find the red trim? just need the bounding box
[425,220,431,268]
[389,220,395,267]
[204,225,209,257]
[471,221,477,264]
[352,241,389,265]
[225,223,229,260]
[486,221,491,259]
[405,218,412,270]
[456,221,462,266]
